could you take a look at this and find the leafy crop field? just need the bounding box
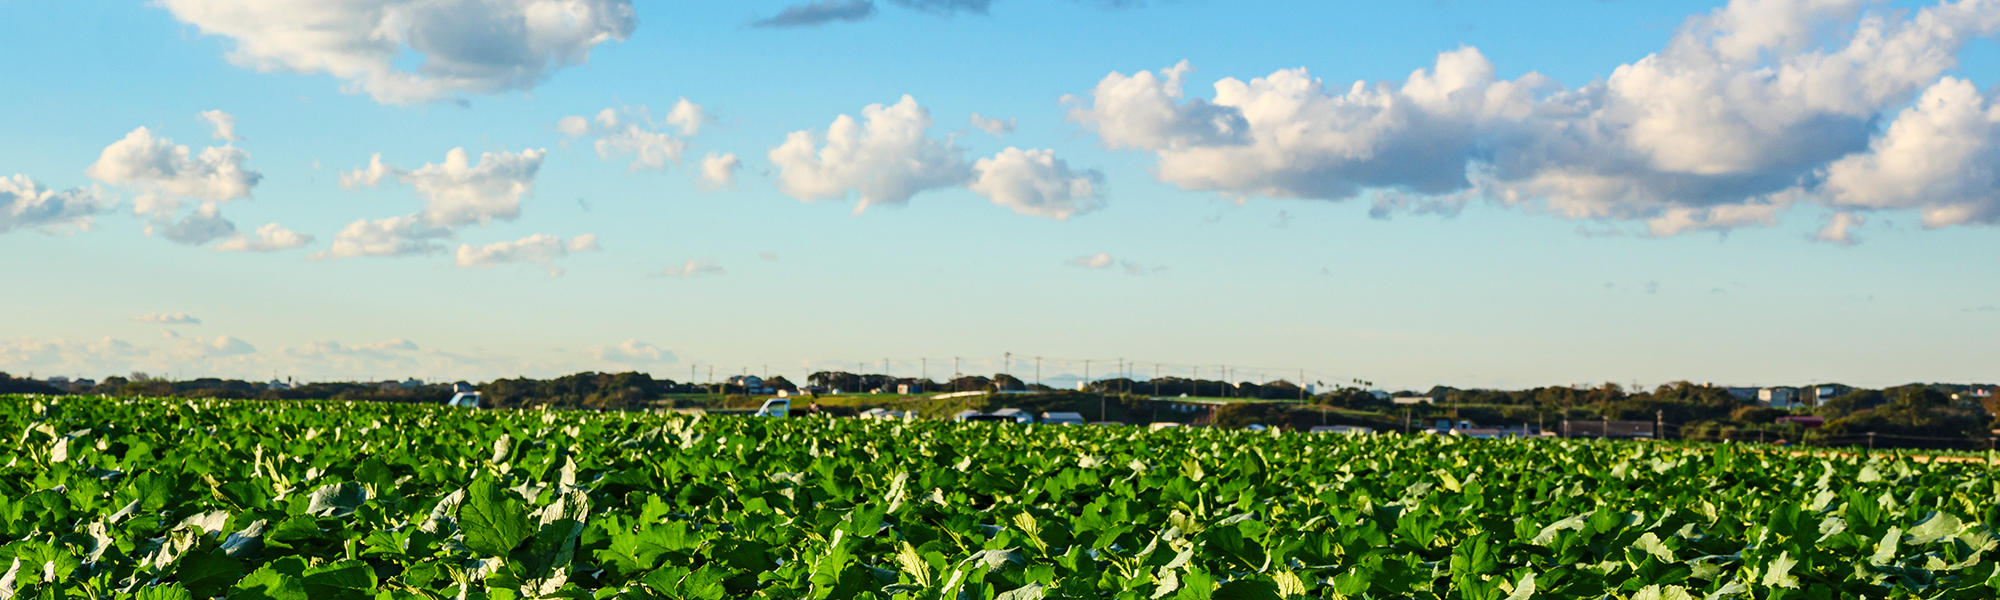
[2,395,1996,599]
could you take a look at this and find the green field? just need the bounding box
[3,395,1997,599]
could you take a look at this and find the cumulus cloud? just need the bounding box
[588,339,675,365]
[1068,252,1113,269]
[1064,0,2000,239]
[700,152,741,190]
[452,233,601,276]
[134,313,202,325]
[772,96,1103,218]
[148,202,237,245]
[653,258,722,278]
[1814,212,1866,246]
[754,0,877,27]
[400,148,545,227]
[199,110,241,141]
[0,175,111,234]
[86,125,263,241]
[969,113,1016,137]
[559,103,706,171]
[156,0,636,105]
[1820,77,2000,227]
[770,95,973,212]
[969,147,1104,220]
[214,222,314,252]
[183,335,256,358]
[665,99,708,136]
[309,215,453,260]
[325,147,544,260]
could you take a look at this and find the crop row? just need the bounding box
[0,395,1995,599]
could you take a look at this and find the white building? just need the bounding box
[1392,397,1434,405]
[1759,387,1800,409]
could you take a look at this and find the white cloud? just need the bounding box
[309,215,453,260]
[771,96,1106,219]
[1813,212,1866,246]
[969,112,1016,137]
[1069,252,1113,269]
[0,336,159,376]
[452,233,601,276]
[587,339,675,365]
[700,152,741,190]
[0,175,111,234]
[87,126,260,218]
[339,153,393,189]
[401,148,545,227]
[1821,77,2000,227]
[768,95,972,213]
[157,0,636,105]
[214,222,315,252]
[199,110,241,141]
[653,257,722,278]
[665,98,707,136]
[183,335,256,358]
[559,103,703,171]
[134,313,202,325]
[969,147,1104,220]
[1064,0,2000,238]
[147,202,238,245]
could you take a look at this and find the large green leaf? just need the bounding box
[458,477,533,556]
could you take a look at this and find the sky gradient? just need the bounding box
[3,0,1997,391]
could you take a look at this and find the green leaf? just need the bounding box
[305,482,369,517]
[1763,552,1800,589]
[176,548,245,598]
[302,559,378,600]
[1212,579,1282,600]
[230,563,309,600]
[134,585,194,600]
[458,477,533,557]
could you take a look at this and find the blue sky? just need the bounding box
[2,0,1997,390]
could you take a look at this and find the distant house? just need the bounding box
[1392,397,1434,405]
[1759,387,1801,409]
[1813,385,1851,404]
[1724,387,1759,401]
[398,378,422,389]
[727,376,772,394]
[266,380,291,391]
[1367,390,1392,400]
[897,383,922,395]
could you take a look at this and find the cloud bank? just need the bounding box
[157,0,636,105]
[770,95,1105,218]
[1063,0,2000,239]
[325,148,588,271]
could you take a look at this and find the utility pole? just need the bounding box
[921,358,926,382]
[1084,360,1090,392]
[1300,369,1306,402]
[1035,357,1041,389]
[1655,410,1663,441]
[1868,432,1876,452]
